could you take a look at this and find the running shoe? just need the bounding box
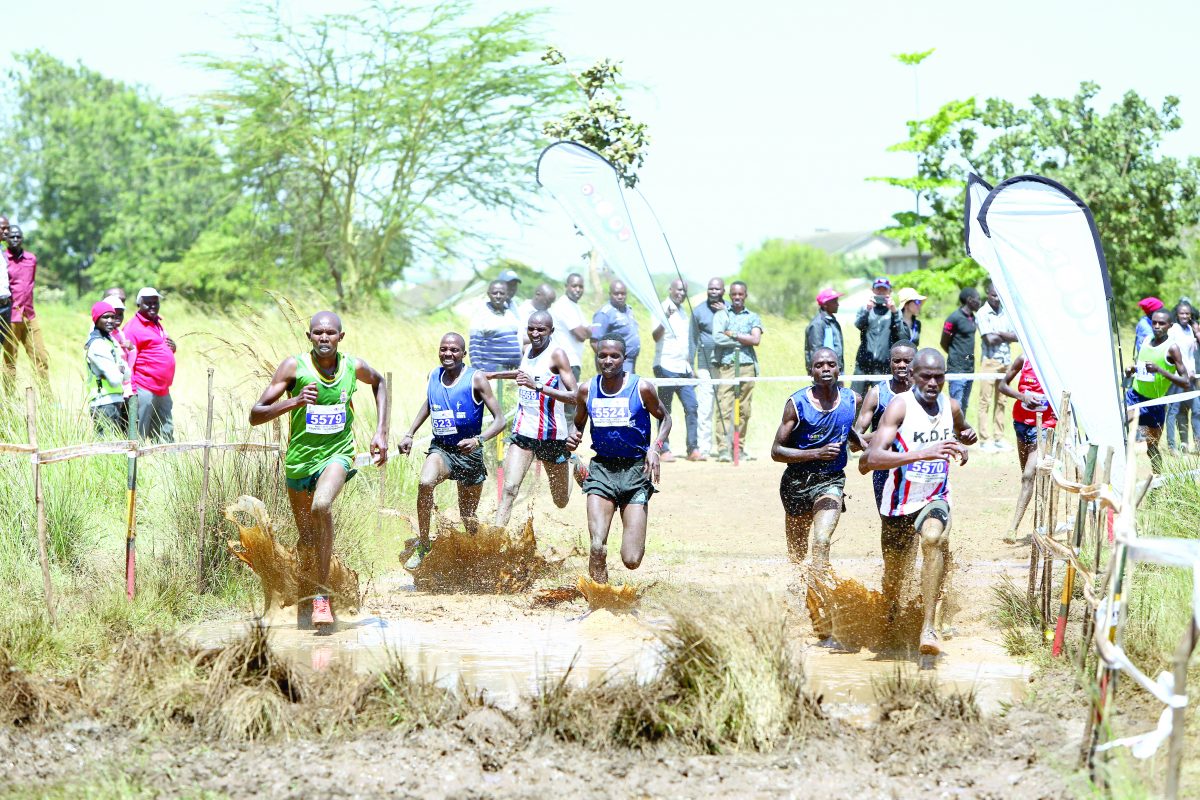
[404,543,431,571]
[687,450,706,462]
[571,454,589,487]
[919,627,941,656]
[312,595,334,627]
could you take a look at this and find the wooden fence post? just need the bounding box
[377,371,392,540]
[25,388,56,626]
[196,367,215,594]
[1165,620,1198,799]
[124,393,140,600]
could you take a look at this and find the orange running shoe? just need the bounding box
[312,596,334,628]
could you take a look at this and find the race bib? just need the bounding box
[591,397,631,428]
[305,403,346,435]
[1135,362,1151,381]
[431,409,457,436]
[1022,393,1049,413]
[906,458,948,484]
[518,385,540,408]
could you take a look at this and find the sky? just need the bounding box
[5,0,1200,285]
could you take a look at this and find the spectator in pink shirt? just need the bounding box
[0,216,9,353]
[123,287,177,442]
[2,224,48,388]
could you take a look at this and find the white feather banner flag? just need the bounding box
[536,142,670,329]
[965,174,1127,479]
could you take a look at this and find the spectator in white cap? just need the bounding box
[497,268,522,310]
[123,287,177,441]
[805,287,844,370]
[896,286,926,346]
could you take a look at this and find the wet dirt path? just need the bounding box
[200,445,1037,722]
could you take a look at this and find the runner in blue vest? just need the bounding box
[567,336,671,584]
[398,332,507,569]
[771,346,862,644]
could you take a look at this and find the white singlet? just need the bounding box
[878,390,955,517]
[511,345,568,441]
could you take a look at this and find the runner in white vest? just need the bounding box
[490,310,578,526]
[863,348,977,658]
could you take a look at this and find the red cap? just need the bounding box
[1138,297,1164,314]
[816,288,843,305]
[91,301,116,324]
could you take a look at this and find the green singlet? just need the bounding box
[1133,338,1174,400]
[286,352,357,480]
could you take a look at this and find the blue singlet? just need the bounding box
[787,386,857,474]
[427,366,483,447]
[587,374,652,459]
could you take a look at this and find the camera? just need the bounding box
[873,294,888,307]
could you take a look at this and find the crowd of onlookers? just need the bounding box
[0,216,178,442]
[1134,295,1200,455]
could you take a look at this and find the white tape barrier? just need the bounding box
[1130,388,1200,410]
[651,371,1008,387]
[1093,534,1200,757]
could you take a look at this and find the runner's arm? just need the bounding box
[566,382,590,452]
[397,372,434,455]
[474,371,508,444]
[486,369,519,380]
[996,355,1026,402]
[530,348,577,404]
[770,400,841,463]
[949,397,976,455]
[249,358,304,426]
[355,358,389,465]
[1163,343,1193,389]
[852,385,880,445]
[640,379,670,482]
[848,390,867,451]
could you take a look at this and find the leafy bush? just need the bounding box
[737,240,847,317]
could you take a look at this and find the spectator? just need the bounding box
[0,217,9,353]
[976,279,1018,452]
[1134,296,1164,357]
[468,280,522,372]
[498,268,522,310]
[550,273,590,384]
[2,224,48,388]
[101,293,135,399]
[124,288,177,442]
[652,279,699,462]
[712,281,764,461]
[0,215,8,243]
[852,277,906,396]
[1166,300,1200,455]
[805,288,844,370]
[591,280,640,373]
[516,282,556,346]
[941,286,982,418]
[690,277,726,459]
[85,301,130,436]
[897,287,926,345]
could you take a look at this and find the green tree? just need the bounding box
[874,82,1200,311]
[737,240,845,317]
[201,2,568,307]
[0,50,227,292]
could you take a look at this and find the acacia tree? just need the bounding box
[201,2,568,306]
[874,82,1200,307]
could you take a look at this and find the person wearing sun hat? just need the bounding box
[896,286,926,346]
[1134,296,1164,358]
[85,300,130,435]
[806,287,844,370]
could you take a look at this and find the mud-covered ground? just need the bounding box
[2,448,1106,798]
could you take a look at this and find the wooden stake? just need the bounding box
[377,371,392,541]
[25,388,56,626]
[1029,411,1045,604]
[1165,620,1198,800]
[124,393,140,600]
[196,367,215,594]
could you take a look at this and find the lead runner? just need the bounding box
[250,311,388,632]
[862,348,976,656]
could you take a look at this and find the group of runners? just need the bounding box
[249,303,1182,657]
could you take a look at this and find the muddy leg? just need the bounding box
[309,462,348,596]
[586,493,618,583]
[617,502,648,570]
[287,486,317,629]
[1145,426,1164,473]
[1006,442,1038,542]
[809,496,841,570]
[458,482,483,534]
[545,459,572,508]
[417,453,451,547]
[784,512,814,563]
[880,517,913,609]
[919,516,949,641]
[495,444,535,526]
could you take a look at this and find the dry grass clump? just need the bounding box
[408,515,560,593]
[869,669,989,769]
[531,592,824,753]
[0,647,78,727]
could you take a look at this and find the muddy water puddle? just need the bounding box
[188,608,1030,723]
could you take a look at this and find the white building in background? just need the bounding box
[794,230,933,275]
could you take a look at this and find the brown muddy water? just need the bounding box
[188,605,1029,724]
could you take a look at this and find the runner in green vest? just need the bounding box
[251,311,389,632]
[1125,308,1192,472]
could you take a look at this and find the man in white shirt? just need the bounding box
[550,273,590,383]
[652,279,700,461]
[516,283,556,345]
[976,279,1018,452]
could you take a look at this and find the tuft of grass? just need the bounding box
[531,592,824,753]
[992,575,1044,657]
[872,668,982,727]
